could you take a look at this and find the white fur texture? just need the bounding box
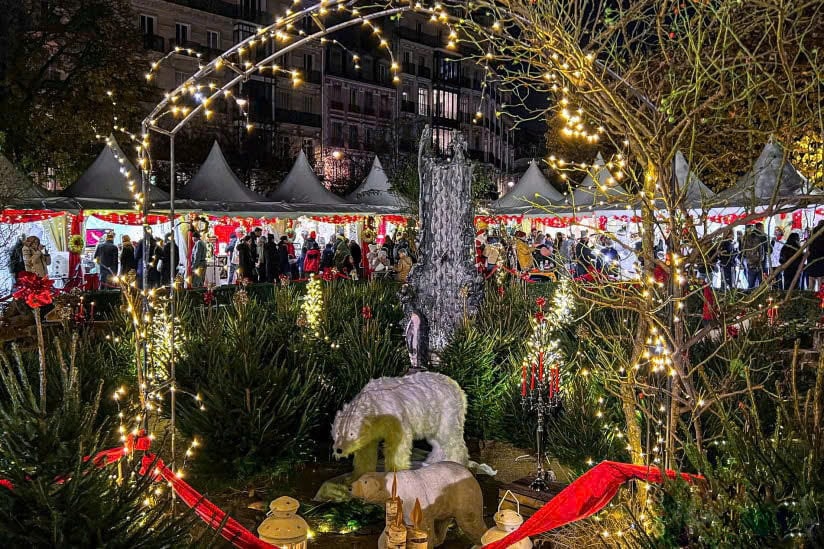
[352,462,487,548]
[332,372,469,476]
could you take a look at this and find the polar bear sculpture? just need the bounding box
[332,372,468,479]
[352,462,487,548]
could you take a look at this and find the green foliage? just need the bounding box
[174,300,322,479]
[303,499,384,535]
[0,342,192,547]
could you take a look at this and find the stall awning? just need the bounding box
[717,141,805,207]
[1,153,52,201]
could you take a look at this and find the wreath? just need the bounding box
[361,228,376,243]
[68,234,85,254]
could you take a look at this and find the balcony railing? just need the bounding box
[142,34,164,52]
[417,66,431,79]
[433,115,461,129]
[402,61,416,75]
[306,70,322,84]
[275,108,321,127]
[348,104,361,113]
[169,39,202,53]
[330,100,344,111]
[401,100,417,113]
[397,27,441,48]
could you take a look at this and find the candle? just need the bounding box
[521,365,527,396]
[90,302,96,320]
[538,352,544,382]
[530,364,535,391]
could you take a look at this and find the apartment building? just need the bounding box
[131,1,514,190]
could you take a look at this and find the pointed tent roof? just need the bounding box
[346,156,407,209]
[181,141,266,202]
[63,136,169,202]
[673,151,714,207]
[0,153,51,200]
[721,141,804,206]
[567,152,631,209]
[491,159,563,212]
[270,150,346,205]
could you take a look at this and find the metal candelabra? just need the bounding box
[520,351,562,491]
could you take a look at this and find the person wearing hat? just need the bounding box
[300,230,317,276]
[190,231,207,287]
[94,232,119,286]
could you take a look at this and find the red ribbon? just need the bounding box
[483,461,703,548]
[139,455,276,549]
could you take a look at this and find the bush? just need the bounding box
[175,300,324,479]
[0,344,193,547]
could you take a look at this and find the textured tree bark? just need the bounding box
[402,127,484,369]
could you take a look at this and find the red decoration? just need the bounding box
[535,297,547,309]
[483,461,704,549]
[538,352,544,382]
[13,272,54,308]
[497,286,505,297]
[91,212,169,225]
[792,210,803,230]
[203,288,215,305]
[521,365,527,397]
[534,311,545,323]
[548,366,560,398]
[0,209,63,224]
[361,306,373,320]
[139,455,275,549]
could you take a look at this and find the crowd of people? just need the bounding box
[10,219,824,293]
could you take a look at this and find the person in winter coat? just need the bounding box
[303,243,321,276]
[573,233,595,278]
[718,236,736,290]
[334,234,351,270]
[395,248,413,282]
[9,235,26,278]
[300,231,318,276]
[321,243,335,271]
[237,235,256,282]
[119,235,137,276]
[190,231,207,287]
[513,231,533,271]
[277,236,291,277]
[22,236,50,278]
[159,233,179,286]
[94,232,119,285]
[262,234,279,282]
[805,220,824,291]
[226,227,245,285]
[779,232,803,290]
[349,239,363,277]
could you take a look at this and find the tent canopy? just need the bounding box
[671,151,715,207]
[62,136,169,203]
[491,159,563,213]
[565,152,632,210]
[0,153,52,202]
[718,141,804,207]
[181,141,267,202]
[269,150,347,205]
[346,156,408,209]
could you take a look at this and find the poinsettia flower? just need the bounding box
[13,272,54,308]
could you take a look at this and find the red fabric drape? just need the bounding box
[91,213,169,225]
[68,213,83,283]
[140,454,276,549]
[0,209,63,223]
[483,461,703,549]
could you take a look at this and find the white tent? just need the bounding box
[719,141,805,206]
[270,150,346,205]
[491,159,563,213]
[346,156,407,209]
[180,141,267,202]
[673,151,715,207]
[62,136,169,203]
[566,152,631,210]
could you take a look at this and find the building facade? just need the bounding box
[131,1,514,191]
